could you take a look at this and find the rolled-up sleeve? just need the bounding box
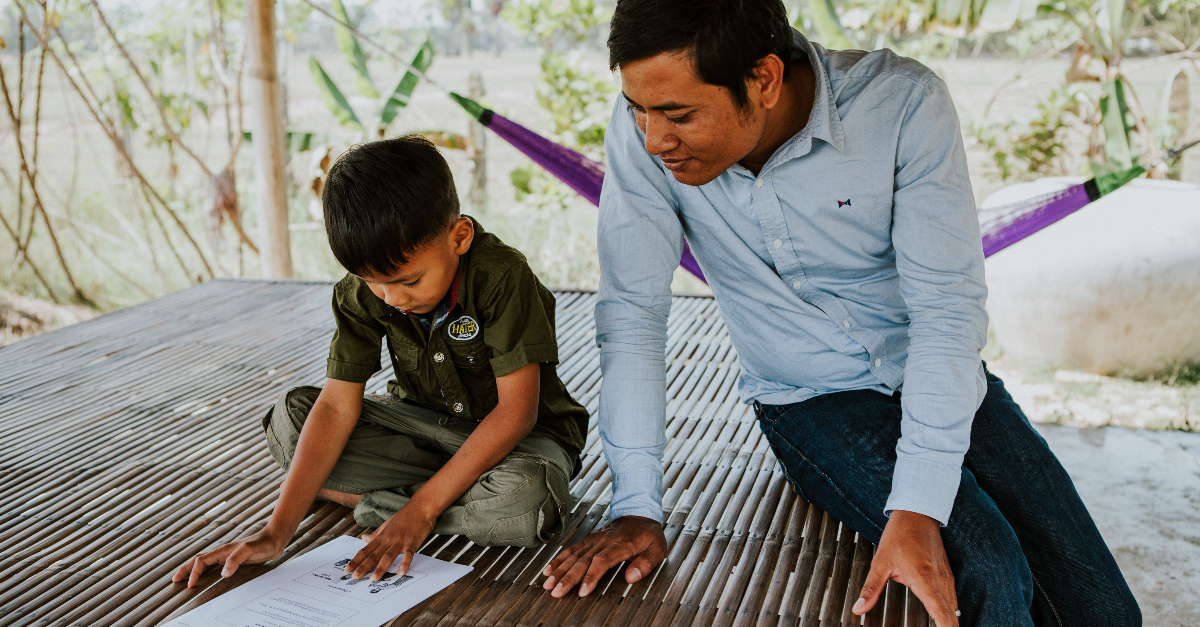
[887,75,989,525]
[327,277,387,383]
[595,97,682,524]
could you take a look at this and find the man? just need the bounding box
[540,1,1141,625]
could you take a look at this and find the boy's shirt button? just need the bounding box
[434,352,445,363]
[453,403,464,413]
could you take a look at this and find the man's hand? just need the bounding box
[852,510,959,627]
[343,504,437,581]
[171,530,288,588]
[541,516,667,597]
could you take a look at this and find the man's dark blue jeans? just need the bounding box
[754,367,1140,626]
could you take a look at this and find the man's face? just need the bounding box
[620,51,767,186]
[356,217,473,315]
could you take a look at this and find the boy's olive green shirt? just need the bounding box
[325,218,589,471]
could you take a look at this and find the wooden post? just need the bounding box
[1166,70,1190,180]
[468,71,487,211]
[246,0,292,278]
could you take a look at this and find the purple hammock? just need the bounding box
[451,93,1150,282]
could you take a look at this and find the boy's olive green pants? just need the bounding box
[263,386,574,548]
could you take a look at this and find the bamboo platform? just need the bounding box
[0,279,932,626]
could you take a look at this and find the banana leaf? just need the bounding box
[309,57,364,132]
[379,40,435,127]
[332,0,379,98]
[805,0,854,49]
[1099,78,1134,172]
[243,131,321,153]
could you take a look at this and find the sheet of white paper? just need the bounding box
[164,535,472,627]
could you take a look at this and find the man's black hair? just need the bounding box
[322,135,460,277]
[608,0,794,110]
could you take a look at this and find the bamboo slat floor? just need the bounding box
[0,279,932,627]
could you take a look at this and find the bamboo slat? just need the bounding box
[0,279,930,626]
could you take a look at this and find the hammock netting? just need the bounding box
[977,166,1146,257]
[449,93,1154,284]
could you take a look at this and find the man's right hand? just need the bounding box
[541,515,667,597]
[171,530,288,588]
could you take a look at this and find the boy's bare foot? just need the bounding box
[317,488,363,509]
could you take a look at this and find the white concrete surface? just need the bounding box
[983,178,1200,376]
[1040,424,1200,626]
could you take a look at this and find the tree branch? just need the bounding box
[0,53,89,305]
[86,0,213,177]
[17,0,216,280]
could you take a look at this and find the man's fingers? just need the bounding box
[625,536,668,584]
[544,544,577,577]
[543,549,582,589]
[552,557,594,598]
[904,568,959,627]
[907,581,958,627]
[853,559,891,615]
[578,550,621,597]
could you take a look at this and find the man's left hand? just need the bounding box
[852,510,959,627]
[343,505,437,581]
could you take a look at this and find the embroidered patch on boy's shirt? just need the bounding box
[837,198,851,207]
[447,315,479,341]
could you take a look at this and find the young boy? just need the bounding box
[173,135,589,586]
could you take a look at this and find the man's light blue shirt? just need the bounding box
[595,30,989,526]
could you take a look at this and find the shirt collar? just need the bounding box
[397,262,462,331]
[761,29,847,168]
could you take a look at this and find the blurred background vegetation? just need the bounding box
[0,0,1196,327]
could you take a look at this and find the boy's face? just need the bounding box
[356,217,474,315]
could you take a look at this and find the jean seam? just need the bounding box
[769,426,886,538]
[1030,573,1064,627]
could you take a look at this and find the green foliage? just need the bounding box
[309,56,365,132]
[380,40,434,127]
[1095,78,1134,175]
[535,52,614,156]
[502,0,609,53]
[805,0,854,49]
[503,0,614,210]
[972,86,1089,180]
[309,22,436,139]
[331,0,379,98]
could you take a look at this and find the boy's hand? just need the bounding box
[344,505,437,581]
[172,530,288,588]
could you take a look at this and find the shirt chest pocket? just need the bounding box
[386,336,420,372]
[447,335,490,370]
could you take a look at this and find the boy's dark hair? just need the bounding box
[323,135,460,277]
[608,0,794,111]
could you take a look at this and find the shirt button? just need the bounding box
[434,352,445,363]
[755,179,764,188]
[874,358,882,367]
[792,280,802,289]
[842,320,851,329]
[453,402,464,413]
[772,239,783,249]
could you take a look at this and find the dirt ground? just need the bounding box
[0,289,94,346]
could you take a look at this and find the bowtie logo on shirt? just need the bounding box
[837,198,851,208]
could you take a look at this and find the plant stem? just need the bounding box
[0,187,59,303]
[87,0,213,177]
[0,53,89,305]
[17,0,216,280]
